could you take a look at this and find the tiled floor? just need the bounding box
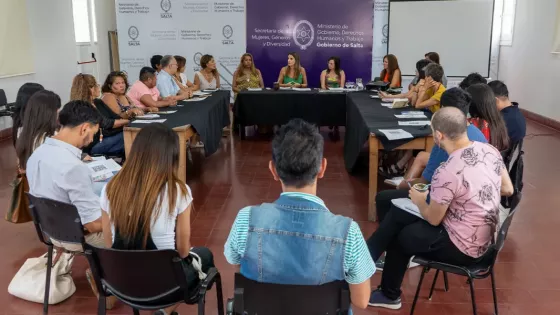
[1,122,559,315]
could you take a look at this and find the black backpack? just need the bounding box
[501,140,524,208]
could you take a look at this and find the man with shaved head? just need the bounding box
[367,107,514,310]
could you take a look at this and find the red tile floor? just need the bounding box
[1,121,559,315]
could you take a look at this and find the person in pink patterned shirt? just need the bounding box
[127,67,176,110]
[366,107,514,310]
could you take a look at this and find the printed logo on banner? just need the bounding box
[160,0,172,18]
[293,20,314,50]
[193,52,203,68]
[128,26,140,46]
[382,24,388,44]
[222,25,234,45]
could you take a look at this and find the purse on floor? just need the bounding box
[8,251,76,304]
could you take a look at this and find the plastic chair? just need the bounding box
[27,194,86,315]
[226,273,350,315]
[410,193,522,315]
[84,244,224,315]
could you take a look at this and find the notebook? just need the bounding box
[391,198,425,220]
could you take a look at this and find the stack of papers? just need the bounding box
[158,110,177,114]
[133,119,167,124]
[292,87,312,91]
[193,91,210,96]
[328,87,344,91]
[87,159,122,182]
[391,198,425,220]
[395,112,427,119]
[381,102,393,108]
[398,121,431,126]
[378,129,414,140]
[136,114,160,119]
[184,97,207,102]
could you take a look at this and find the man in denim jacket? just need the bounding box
[224,119,375,310]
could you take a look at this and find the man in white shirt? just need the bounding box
[27,100,104,250]
[156,55,193,100]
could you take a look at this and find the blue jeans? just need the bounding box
[91,133,124,156]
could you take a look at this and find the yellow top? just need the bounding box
[424,84,446,113]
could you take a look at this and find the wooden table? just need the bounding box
[123,125,195,182]
[367,134,434,221]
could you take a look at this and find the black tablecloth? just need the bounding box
[344,92,433,171]
[129,90,230,156]
[234,90,346,127]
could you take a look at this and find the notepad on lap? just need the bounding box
[391,198,425,220]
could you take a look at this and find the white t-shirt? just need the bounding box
[179,73,188,86]
[100,183,193,250]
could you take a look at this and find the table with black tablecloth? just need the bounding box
[124,90,230,182]
[344,92,434,221]
[234,89,346,138]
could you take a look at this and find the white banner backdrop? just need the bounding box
[115,0,246,91]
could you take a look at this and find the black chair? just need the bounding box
[0,89,7,106]
[410,193,522,315]
[501,140,524,208]
[226,273,350,315]
[84,244,224,315]
[27,194,86,315]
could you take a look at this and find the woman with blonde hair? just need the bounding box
[232,53,264,95]
[70,73,130,155]
[277,52,308,88]
[100,123,215,315]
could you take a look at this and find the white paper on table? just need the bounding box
[381,102,393,107]
[391,198,425,220]
[87,159,122,182]
[395,113,427,119]
[133,119,167,124]
[378,129,414,140]
[279,87,292,90]
[369,95,380,99]
[91,156,106,161]
[157,110,177,114]
[398,121,431,126]
[193,91,210,96]
[202,89,217,93]
[135,114,160,119]
[292,88,312,91]
[184,97,207,102]
[328,87,344,91]
[247,88,262,91]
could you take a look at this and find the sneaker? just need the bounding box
[375,253,386,271]
[368,288,402,310]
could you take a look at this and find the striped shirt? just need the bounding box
[224,192,375,284]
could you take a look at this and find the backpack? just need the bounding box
[501,141,524,208]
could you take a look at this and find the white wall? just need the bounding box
[498,0,560,121]
[0,0,78,131]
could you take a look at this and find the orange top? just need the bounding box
[383,72,401,87]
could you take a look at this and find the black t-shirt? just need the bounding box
[501,102,526,144]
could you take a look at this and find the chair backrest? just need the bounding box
[232,273,350,315]
[84,244,188,303]
[27,194,86,246]
[0,89,7,106]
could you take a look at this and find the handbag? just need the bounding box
[5,172,32,223]
[8,251,76,304]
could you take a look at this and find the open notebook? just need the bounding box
[391,198,425,220]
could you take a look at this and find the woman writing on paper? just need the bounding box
[320,56,345,89]
[193,54,221,90]
[379,54,402,88]
[232,53,264,96]
[277,52,308,88]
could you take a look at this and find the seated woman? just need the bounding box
[232,53,264,94]
[193,54,221,90]
[173,55,195,90]
[320,56,345,89]
[277,52,308,88]
[367,107,514,310]
[70,74,130,156]
[16,90,61,171]
[11,83,44,147]
[101,71,145,119]
[466,83,510,151]
[380,59,432,106]
[100,123,215,315]
[379,54,401,88]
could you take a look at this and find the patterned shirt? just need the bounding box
[224,192,375,284]
[430,142,504,258]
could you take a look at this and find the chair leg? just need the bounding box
[410,267,428,315]
[428,270,440,300]
[467,277,478,315]
[43,245,54,315]
[443,272,449,292]
[215,273,225,315]
[198,294,206,315]
[97,294,106,315]
[132,309,140,315]
[490,270,499,315]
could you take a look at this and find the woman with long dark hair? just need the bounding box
[379,54,402,88]
[320,56,345,89]
[467,83,510,151]
[101,71,144,118]
[11,83,44,146]
[194,54,221,90]
[16,90,61,169]
[173,55,195,90]
[277,52,308,88]
[100,123,214,315]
